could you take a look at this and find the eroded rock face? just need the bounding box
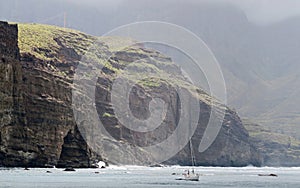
[0,21,100,167]
[93,49,261,167]
[0,21,26,167]
[172,108,262,167]
[0,21,261,167]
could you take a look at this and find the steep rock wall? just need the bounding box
[0,21,100,167]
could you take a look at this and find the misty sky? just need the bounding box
[66,0,300,25]
[228,0,300,24]
[1,0,300,27]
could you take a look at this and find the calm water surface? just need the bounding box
[1,166,300,188]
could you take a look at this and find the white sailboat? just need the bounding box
[176,140,200,181]
[183,170,200,181]
[183,140,199,181]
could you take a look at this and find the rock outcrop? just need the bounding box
[0,22,100,167]
[0,21,261,167]
[0,21,26,167]
[244,120,300,167]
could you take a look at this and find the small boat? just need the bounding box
[176,140,200,181]
[183,170,200,181]
[258,173,278,177]
[64,167,76,171]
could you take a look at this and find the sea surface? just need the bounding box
[1,166,300,188]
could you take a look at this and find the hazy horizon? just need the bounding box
[2,0,300,27]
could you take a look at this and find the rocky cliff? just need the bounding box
[0,21,261,167]
[244,120,300,167]
[0,22,100,167]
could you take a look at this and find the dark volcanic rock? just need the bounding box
[0,21,26,167]
[0,21,100,168]
[0,21,262,167]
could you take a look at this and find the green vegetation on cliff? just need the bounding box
[17,23,224,108]
[18,23,95,60]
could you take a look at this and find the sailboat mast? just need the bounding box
[189,139,195,167]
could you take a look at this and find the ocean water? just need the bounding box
[1,166,300,188]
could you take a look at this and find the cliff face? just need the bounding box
[244,121,300,167]
[0,22,26,166]
[92,45,261,167]
[0,22,100,167]
[0,21,261,167]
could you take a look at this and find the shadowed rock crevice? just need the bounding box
[57,126,101,168]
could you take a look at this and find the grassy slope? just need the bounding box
[17,23,225,111]
[18,23,95,60]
